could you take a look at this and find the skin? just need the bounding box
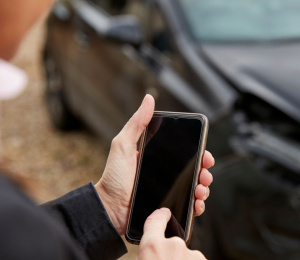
[97,95,214,260]
[0,0,54,60]
[137,208,207,260]
[2,1,215,258]
[95,94,214,236]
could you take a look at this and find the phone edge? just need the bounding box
[125,127,147,245]
[184,114,209,245]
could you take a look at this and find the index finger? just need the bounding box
[143,208,171,239]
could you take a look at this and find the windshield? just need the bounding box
[178,0,300,42]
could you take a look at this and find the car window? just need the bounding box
[88,0,126,14]
[178,0,300,42]
[88,0,149,31]
[148,5,173,57]
[88,0,108,13]
[121,0,149,31]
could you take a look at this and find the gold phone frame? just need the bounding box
[125,111,209,245]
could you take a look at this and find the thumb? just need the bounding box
[119,94,155,144]
[143,208,171,239]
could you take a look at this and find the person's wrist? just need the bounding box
[94,181,124,235]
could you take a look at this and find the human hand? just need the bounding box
[136,208,207,260]
[94,94,214,235]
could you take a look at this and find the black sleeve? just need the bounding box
[0,174,88,260]
[42,182,127,260]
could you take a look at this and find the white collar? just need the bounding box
[0,59,27,100]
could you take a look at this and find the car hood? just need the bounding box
[201,42,300,122]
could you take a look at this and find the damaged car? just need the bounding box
[43,0,300,259]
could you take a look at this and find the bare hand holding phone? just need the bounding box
[126,110,210,244]
[95,95,214,237]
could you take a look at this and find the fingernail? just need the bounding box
[204,187,210,200]
[142,94,148,105]
[201,201,205,211]
[160,207,170,213]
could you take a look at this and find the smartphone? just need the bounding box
[125,111,209,245]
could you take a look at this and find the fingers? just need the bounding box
[202,151,215,169]
[194,199,205,216]
[194,185,210,216]
[143,208,171,239]
[195,170,212,216]
[119,94,155,144]
[199,168,213,186]
[195,185,210,201]
[195,153,213,217]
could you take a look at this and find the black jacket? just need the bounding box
[0,174,127,260]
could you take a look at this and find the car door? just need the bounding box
[46,0,83,105]
[139,3,189,113]
[71,0,150,141]
[137,2,214,118]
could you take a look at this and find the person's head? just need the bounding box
[0,0,54,60]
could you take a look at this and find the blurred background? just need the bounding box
[3,0,300,259]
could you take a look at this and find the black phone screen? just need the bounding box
[127,115,203,240]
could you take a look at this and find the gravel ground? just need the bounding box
[1,17,138,259]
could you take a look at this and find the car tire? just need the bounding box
[44,51,80,131]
